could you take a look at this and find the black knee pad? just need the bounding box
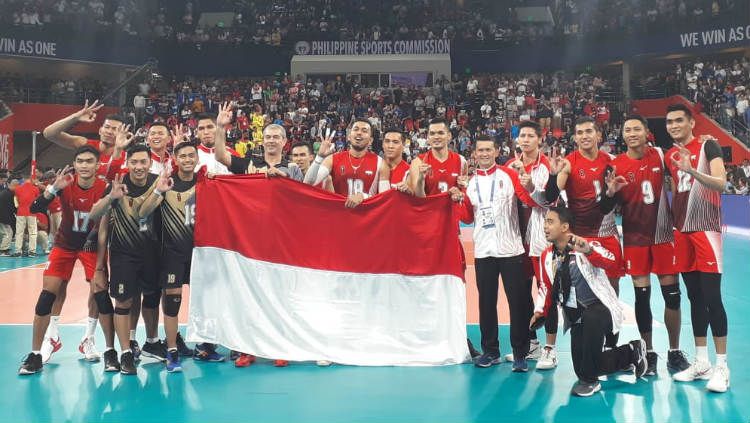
[114,307,131,316]
[660,283,681,310]
[634,285,653,334]
[35,290,57,316]
[93,290,114,314]
[142,291,161,309]
[162,294,182,317]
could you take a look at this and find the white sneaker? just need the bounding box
[673,359,712,382]
[316,360,332,367]
[41,336,62,364]
[78,336,101,362]
[706,364,730,393]
[537,346,558,370]
[504,340,541,362]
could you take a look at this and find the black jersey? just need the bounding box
[161,175,196,256]
[105,173,159,256]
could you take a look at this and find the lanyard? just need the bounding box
[475,170,497,205]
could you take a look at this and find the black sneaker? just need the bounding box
[645,352,658,376]
[129,340,142,361]
[9,253,20,258]
[630,340,648,378]
[667,350,690,372]
[27,252,36,258]
[474,352,502,368]
[176,333,193,357]
[120,351,137,375]
[571,380,601,397]
[142,340,167,362]
[103,349,120,372]
[467,338,481,359]
[0,250,10,257]
[18,353,43,375]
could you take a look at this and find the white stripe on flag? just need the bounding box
[187,247,471,366]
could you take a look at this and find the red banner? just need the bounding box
[8,103,121,133]
[0,114,14,169]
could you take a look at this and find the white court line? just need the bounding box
[0,262,46,274]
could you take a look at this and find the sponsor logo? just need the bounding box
[590,167,598,172]
[438,169,447,173]
[652,167,661,172]
[707,261,716,266]
[639,165,648,171]
[78,198,87,203]
[294,41,311,55]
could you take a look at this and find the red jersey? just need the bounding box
[330,151,382,196]
[389,160,410,186]
[49,196,62,214]
[35,212,49,230]
[610,147,673,246]
[665,138,723,232]
[15,182,40,216]
[55,176,108,251]
[565,150,617,238]
[419,150,465,195]
[87,139,126,180]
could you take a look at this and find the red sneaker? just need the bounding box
[235,353,256,368]
[274,359,289,367]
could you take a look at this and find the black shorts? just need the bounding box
[160,252,191,289]
[109,250,159,300]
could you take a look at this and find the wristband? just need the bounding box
[46,185,59,196]
[153,189,163,197]
[314,155,324,164]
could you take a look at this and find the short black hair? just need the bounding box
[173,141,197,156]
[548,206,575,227]
[474,135,498,149]
[574,116,601,132]
[518,120,542,137]
[195,113,215,123]
[349,118,373,132]
[126,143,151,159]
[428,118,450,130]
[623,114,649,128]
[104,114,126,124]
[149,122,169,132]
[666,103,693,119]
[74,144,101,160]
[291,143,314,155]
[383,128,405,141]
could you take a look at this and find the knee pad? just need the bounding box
[93,291,114,315]
[35,290,57,316]
[660,283,681,310]
[634,286,653,334]
[114,307,131,316]
[142,291,161,309]
[162,294,182,317]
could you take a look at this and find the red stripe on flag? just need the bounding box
[195,175,464,278]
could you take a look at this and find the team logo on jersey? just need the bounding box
[578,169,586,178]
[340,166,346,175]
[627,172,635,182]
[128,198,134,207]
[177,193,182,201]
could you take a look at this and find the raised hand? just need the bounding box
[156,162,174,192]
[74,100,104,123]
[417,162,432,179]
[51,165,75,192]
[109,173,129,200]
[671,144,694,173]
[317,128,336,158]
[114,123,134,151]
[548,146,566,176]
[604,165,628,196]
[457,175,469,189]
[170,123,190,144]
[216,102,233,127]
[448,186,464,202]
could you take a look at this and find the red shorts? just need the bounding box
[623,243,676,276]
[43,247,97,281]
[590,235,625,279]
[674,230,722,274]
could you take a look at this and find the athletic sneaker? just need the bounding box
[79,336,101,362]
[193,343,225,362]
[316,360,332,367]
[229,350,240,361]
[41,336,62,364]
[129,340,142,361]
[0,250,10,257]
[120,351,137,375]
[673,359,712,382]
[645,352,658,376]
[166,350,182,373]
[571,380,601,397]
[667,350,690,372]
[28,252,36,258]
[274,359,289,367]
[536,346,558,370]
[175,333,193,357]
[142,340,168,362]
[504,340,541,362]
[18,353,43,375]
[512,357,529,372]
[235,353,256,367]
[475,352,502,368]
[103,349,120,372]
[629,340,648,378]
[706,363,730,393]
[10,252,20,258]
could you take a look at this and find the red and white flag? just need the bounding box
[188,175,470,366]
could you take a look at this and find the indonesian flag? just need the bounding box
[188,175,470,366]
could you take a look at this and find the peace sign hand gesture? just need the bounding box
[51,165,75,192]
[74,100,104,123]
[156,161,174,192]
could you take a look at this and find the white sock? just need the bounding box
[696,346,709,363]
[105,347,114,352]
[48,315,60,339]
[129,329,136,341]
[715,354,727,366]
[32,350,41,355]
[147,337,159,344]
[85,317,97,339]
